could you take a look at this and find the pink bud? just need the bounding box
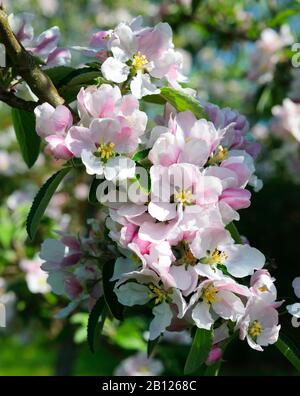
[206,345,222,365]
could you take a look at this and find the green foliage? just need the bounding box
[87,296,106,353]
[160,87,207,119]
[26,167,72,240]
[184,328,213,374]
[11,109,41,168]
[226,222,242,244]
[275,334,300,373]
[102,260,124,320]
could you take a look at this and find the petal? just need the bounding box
[115,282,151,306]
[192,302,214,330]
[224,244,265,278]
[65,126,95,157]
[111,257,137,281]
[81,149,104,176]
[149,302,173,340]
[101,57,129,83]
[212,290,245,321]
[130,72,159,99]
[104,157,136,181]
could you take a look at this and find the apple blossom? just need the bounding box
[237,298,280,351]
[114,352,164,376]
[101,18,185,98]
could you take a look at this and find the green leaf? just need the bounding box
[11,109,41,168]
[88,177,102,204]
[26,167,72,240]
[147,336,161,357]
[143,94,166,105]
[184,328,213,375]
[58,68,104,103]
[226,222,242,244]
[45,66,75,86]
[275,333,300,373]
[87,296,106,353]
[160,87,207,119]
[131,148,150,162]
[204,360,221,376]
[102,260,124,321]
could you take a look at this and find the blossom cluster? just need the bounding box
[34,17,282,356]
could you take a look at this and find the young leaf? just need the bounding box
[160,87,207,119]
[147,336,161,357]
[275,333,300,373]
[87,296,106,353]
[11,108,41,168]
[102,260,124,321]
[131,148,150,162]
[184,328,213,375]
[226,222,242,244]
[26,167,72,240]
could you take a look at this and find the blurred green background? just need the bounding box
[1,0,300,376]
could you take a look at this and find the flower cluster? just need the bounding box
[35,17,282,356]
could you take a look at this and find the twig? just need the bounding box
[0,7,65,108]
[0,87,37,112]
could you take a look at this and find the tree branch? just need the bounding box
[0,88,37,112]
[0,7,65,108]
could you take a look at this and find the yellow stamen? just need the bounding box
[148,284,167,305]
[97,142,115,160]
[249,320,262,338]
[209,145,228,165]
[174,189,194,206]
[258,285,268,293]
[203,284,219,304]
[132,51,149,71]
[201,248,228,266]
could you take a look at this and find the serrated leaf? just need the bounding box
[11,109,41,168]
[26,167,71,240]
[160,87,207,119]
[147,336,160,357]
[226,222,242,244]
[87,296,106,353]
[184,328,213,375]
[102,260,124,321]
[275,333,300,372]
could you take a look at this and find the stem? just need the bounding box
[0,87,37,112]
[0,7,65,108]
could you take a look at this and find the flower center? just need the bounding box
[174,189,194,206]
[97,142,115,160]
[258,285,268,293]
[209,145,228,165]
[203,284,219,304]
[249,320,262,338]
[132,51,149,71]
[148,284,167,305]
[200,248,228,266]
[175,241,197,266]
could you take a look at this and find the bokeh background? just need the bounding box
[0,0,300,375]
